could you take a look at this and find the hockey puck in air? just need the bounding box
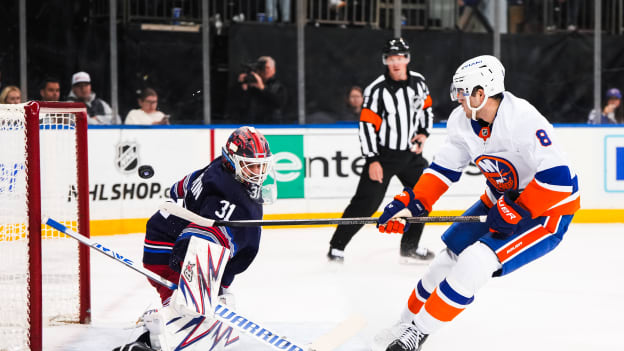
[138,165,155,179]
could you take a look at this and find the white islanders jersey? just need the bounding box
[416,91,579,218]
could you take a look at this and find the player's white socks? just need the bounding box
[412,242,501,335]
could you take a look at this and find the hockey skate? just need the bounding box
[113,331,157,351]
[327,247,344,263]
[371,322,411,351]
[399,247,434,264]
[386,322,428,351]
[112,307,165,351]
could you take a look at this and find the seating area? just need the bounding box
[90,0,623,34]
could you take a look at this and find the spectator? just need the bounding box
[125,88,169,125]
[545,0,581,31]
[588,88,622,125]
[39,77,61,102]
[0,85,22,104]
[327,38,434,264]
[456,0,493,33]
[38,77,69,125]
[67,71,120,125]
[456,0,507,33]
[562,0,581,31]
[228,56,287,124]
[266,0,290,22]
[339,85,363,121]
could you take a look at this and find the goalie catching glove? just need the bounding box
[377,187,428,234]
[486,190,530,238]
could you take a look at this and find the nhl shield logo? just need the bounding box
[412,95,424,110]
[115,141,140,173]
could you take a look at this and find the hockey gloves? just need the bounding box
[378,187,428,234]
[486,190,530,238]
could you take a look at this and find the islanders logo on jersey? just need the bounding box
[475,155,519,192]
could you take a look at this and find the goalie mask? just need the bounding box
[222,126,277,204]
[450,55,505,120]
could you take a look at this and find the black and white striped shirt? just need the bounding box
[358,71,434,160]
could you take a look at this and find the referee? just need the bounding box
[328,38,434,263]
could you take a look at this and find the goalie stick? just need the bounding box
[213,303,365,351]
[44,217,365,351]
[44,217,177,289]
[159,202,486,227]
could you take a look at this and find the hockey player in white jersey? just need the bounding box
[374,55,580,351]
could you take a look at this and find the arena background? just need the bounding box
[1,2,624,350]
[85,125,624,236]
[1,0,624,124]
[1,0,623,230]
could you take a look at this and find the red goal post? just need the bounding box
[0,101,91,351]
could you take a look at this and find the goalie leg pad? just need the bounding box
[155,237,240,351]
[171,236,231,316]
[160,305,239,351]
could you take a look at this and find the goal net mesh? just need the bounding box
[0,104,83,350]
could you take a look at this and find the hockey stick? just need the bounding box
[214,303,365,351]
[159,202,486,227]
[45,217,364,350]
[308,314,367,351]
[44,217,178,290]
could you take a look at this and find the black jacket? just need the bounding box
[229,77,287,124]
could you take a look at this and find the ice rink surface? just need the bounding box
[45,223,624,351]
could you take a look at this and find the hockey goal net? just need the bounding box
[0,102,91,351]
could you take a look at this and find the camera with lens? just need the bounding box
[240,58,267,85]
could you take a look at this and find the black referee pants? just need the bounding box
[329,146,429,251]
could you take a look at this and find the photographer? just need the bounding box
[228,56,288,124]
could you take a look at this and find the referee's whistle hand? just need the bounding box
[411,134,427,154]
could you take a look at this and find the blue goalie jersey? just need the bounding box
[143,156,263,289]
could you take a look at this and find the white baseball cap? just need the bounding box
[71,71,91,86]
